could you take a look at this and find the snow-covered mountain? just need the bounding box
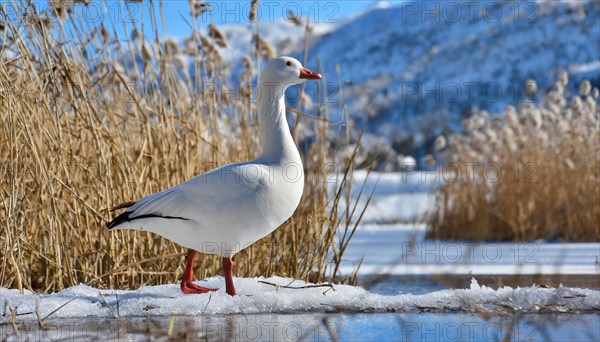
[299,0,599,160]
[109,0,600,168]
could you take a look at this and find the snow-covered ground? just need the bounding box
[341,226,600,276]
[339,171,600,276]
[336,170,434,224]
[1,277,598,321]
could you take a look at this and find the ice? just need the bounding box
[340,171,600,276]
[341,227,600,276]
[1,277,598,322]
[470,278,481,290]
[336,171,434,224]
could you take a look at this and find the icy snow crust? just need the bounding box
[1,277,598,320]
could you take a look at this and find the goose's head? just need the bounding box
[260,56,322,87]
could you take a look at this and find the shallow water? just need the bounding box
[2,312,599,341]
[362,274,600,296]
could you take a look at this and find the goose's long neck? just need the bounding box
[257,81,300,163]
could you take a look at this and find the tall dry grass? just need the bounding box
[0,1,365,293]
[428,75,600,241]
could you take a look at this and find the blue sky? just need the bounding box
[59,1,381,39]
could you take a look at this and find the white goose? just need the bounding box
[107,56,322,296]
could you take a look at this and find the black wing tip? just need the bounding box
[106,211,131,230]
[107,212,191,229]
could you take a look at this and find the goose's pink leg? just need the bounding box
[222,257,237,296]
[181,249,218,294]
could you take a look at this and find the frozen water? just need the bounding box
[339,171,600,276]
[341,227,600,276]
[335,170,434,224]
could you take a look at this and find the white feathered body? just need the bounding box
[108,56,314,258]
[110,159,303,257]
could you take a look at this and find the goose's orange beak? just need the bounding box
[299,67,322,80]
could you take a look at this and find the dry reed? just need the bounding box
[428,75,600,241]
[0,1,364,293]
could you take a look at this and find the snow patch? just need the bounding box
[470,278,481,290]
[569,60,600,73]
[341,228,600,276]
[1,277,598,321]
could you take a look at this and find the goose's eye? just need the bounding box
[286,61,292,67]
